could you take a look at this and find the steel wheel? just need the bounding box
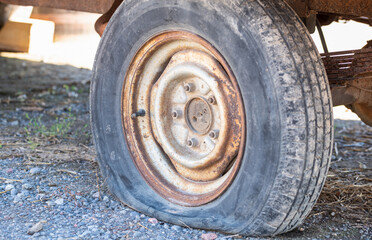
[122,31,245,206]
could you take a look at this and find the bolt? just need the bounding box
[208,96,216,105]
[172,111,178,119]
[187,138,198,147]
[184,83,194,92]
[172,110,182,119]
[209,130,219,139]
[131,109,146,119]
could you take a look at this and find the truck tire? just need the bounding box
[90,0,333,236]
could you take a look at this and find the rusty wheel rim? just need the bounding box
[122,31,245,206]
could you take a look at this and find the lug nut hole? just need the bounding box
[209,130,219,139]
[184,83,194,92]
[187,138,197,147]
[172,111,178,119]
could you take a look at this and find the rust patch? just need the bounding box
[94,0,123,36]
[310,0,372,18]
[321,48,372,86]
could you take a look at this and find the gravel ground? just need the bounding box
[0,56,371,240]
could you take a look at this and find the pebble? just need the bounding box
[27,221,43,235]
[130,212,140,218]
[10,188,17,196]
[46,200,56,207]
[6,168,13,174]
[92,192,100,198]
[171,225,182,231]
[5,184,15,191]
[22,183,33,190]
[30,167,41,175]
[103,196,109,202]
[36,194,46,200]
[9,120,19,126]
[13,196,22,203]
[148,218,158,224]
[55,198,64,205]
[133,231,143,238]
[201,233,217,240]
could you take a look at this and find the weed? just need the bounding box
[24,109,77,148]
[63,84,78,93]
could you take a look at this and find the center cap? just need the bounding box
[185,97,212,135]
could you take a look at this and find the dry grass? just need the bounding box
[314,167,372,224]
[0,137,96,164]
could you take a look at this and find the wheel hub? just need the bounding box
[150,50,240,181]
[185,97,212,135]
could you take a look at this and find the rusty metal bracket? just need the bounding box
[285,0,311,18]
[285,0,372,18]
[94,0,123,36]
[321,47,372,86]
[324,43,372,120]
[309,0,372,18]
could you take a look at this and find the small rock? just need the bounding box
[92,192,100,198]
[6,168,13,174]
[13,195,22,203]
[103,196,109,202]
[298,227,305,232]
[5,184,15,191]
[27,221,43,235]
[30,167,41,175]
[331,212,335,217]
[132,231,142,238]
[10,189,17,196]
[9,120,19,126]
[46,200,56,207]
[55,198,64,205]
[171,225,182,231]
[68,91,79,98]
[17,94,27,101]
[148,218,158,224]
[88,225,99,232]
[201,233,218,240]
[130,211,140,218]
[36,194,46,200]
[22,183,33,190]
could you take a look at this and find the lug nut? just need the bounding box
[208,96,216,105]
[172,110,182,119]
[184,83,194,92]
[187,138,198,147]
[209,130,219,139]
